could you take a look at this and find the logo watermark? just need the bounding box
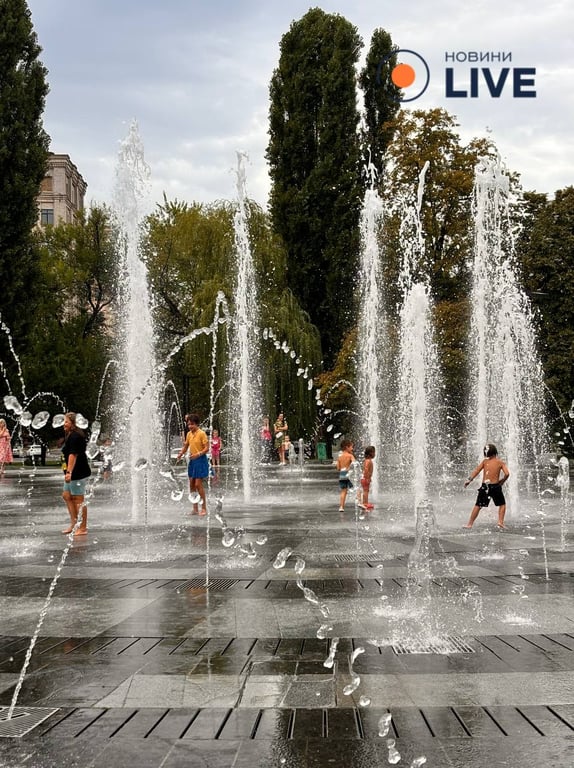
[377,49,536,102]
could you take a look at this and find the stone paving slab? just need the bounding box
[0,466,573,766]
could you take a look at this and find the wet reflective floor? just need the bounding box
[0,463,573,766]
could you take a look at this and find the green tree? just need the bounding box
[358,28,401,175]
[519,187,574,416]
[0,0,50,342]
[22,206,119,421]
[381,108,496,419]
[143,199,322,437]
[266,8,364,365]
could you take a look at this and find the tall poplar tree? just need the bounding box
[266,8,363,365]
[0,0,50,341]
[358,28,401,175]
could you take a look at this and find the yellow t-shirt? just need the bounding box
[185,428,208,456]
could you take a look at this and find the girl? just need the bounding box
[210,428,222,469]
[0,419,13,476]
[359,446,376,509]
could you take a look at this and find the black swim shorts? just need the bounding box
[476,482,506,507]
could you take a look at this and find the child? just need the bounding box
[210,429,222,470]
[464,443,510,529]
[336,438,355,512]
[359,446,375,509]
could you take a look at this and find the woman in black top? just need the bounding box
[61,412,91,535]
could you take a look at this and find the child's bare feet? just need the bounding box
[74,529,88,536]
[61,527,73,534]
[463,524,473,529]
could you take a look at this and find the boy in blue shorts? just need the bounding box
[176,414,209,515]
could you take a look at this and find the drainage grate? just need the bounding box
[177,578,237,591]
[0,707,60,738]
[334,554,375,563]
[392,636,475,654]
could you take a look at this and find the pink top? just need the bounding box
[210,436,221,456]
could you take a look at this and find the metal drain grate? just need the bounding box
[0,707,60,738]
[177,578,237,591]
[392,636,475,654]
[334,554,375,563]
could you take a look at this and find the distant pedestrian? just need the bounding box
[336,438,356,512]
[464,443,510,529]
[0,419,13,476]
[359,446,375,510]
[260,417,272,463]
[210,428,222,471]
[274,412,288,465]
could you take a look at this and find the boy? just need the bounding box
[176,414,209,515]
[336,439,356,512]
[464,443,510,529]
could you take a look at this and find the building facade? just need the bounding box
[36,153,87,227]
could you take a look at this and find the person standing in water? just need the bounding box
[464,443,510,529]
[176,414,209,516]
[61,412,92,535]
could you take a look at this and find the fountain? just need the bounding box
[356,165,385,498]
[467,155,547,511]
[395,161,444,509]
[226,151,262,501]
[113,120,160,519]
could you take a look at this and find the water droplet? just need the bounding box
[3,395,23,415]
[262,328,268,339]
[410,757,427,768]
[31,411,50,429]
[323,408,331,414]
[189,491,201,504]
[52,413,65,428]
[290,350,296,358]
[134,457,148,471]
[19,411,33,427]
[307,378,313,390]
[256,535,268,545]
[378,712,392,736]
[222,530,236,547]
[76,414,89,430]
[316,624,333,639]
[294,558,305,575]
[113,461,125,472]
[86,444,100,460]
[358,695,371,707]
[326,424,334,432]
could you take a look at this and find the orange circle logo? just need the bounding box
[376,49,430,102]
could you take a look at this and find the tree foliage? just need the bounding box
[358,28,401,175]
[518,187,574,415]
[0,0,50,342]
[20,206,119,421]
[143,199,322,437]
[266,8,364,365]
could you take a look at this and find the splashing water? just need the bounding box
[356,174,385,497]
[113,120,159,520]
[227,151,262,501]
[378,712,392,737]
[467,155,547,512]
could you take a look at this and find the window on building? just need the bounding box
[40,208,54,226]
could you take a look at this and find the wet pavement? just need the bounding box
[0,463,573,766]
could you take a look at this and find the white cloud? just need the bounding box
[27,0,574,207]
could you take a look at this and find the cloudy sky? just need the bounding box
[27,0,574,209]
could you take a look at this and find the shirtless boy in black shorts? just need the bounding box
[463,443,510,529]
